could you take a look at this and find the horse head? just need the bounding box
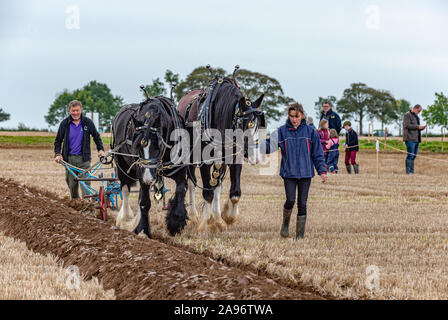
[131,99,169,186]
[235,94,265,165]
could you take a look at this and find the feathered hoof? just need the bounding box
[197,221,208,232]
[222,215,236,225]
[189,211,200,225]
[211,220,227,233]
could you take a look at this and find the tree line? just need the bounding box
[37,68,448,135]
[315,84,448,136]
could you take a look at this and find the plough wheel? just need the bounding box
[99,186,107,221]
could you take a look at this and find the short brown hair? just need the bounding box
[329,129,338,138]
[69,100,82,110]
[413,104,422,110]
[288,102,304,115]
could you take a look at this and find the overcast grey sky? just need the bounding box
[1,0,447,132]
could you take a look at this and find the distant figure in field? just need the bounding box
[326,129,340,174]
[320,101,342,135]
[306,116,316,131]
[318,119,330,165]
[403,104,426,174]
[343,121,359,174]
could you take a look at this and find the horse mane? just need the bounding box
[140,98,174,132]
[212,79,243,132]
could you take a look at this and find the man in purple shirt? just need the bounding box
[54,100,105,199]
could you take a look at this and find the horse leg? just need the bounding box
[133,182,151,238]
[197,164,213,232]
[211,181,226,232]
[165,170,188,236]
[222,164,242,225]
[116,184,133,229]
[187,166,200,225]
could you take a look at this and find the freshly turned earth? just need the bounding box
[0,178,326,300]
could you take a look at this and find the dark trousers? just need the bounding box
[65,154,91,199]
[283,178,312,217]
[327,151,339,173]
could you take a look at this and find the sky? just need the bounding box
[1,0,447,133]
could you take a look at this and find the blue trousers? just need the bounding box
[327,151,339,173]
[405,142,419,160]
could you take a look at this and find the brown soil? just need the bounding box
[0,177,326,300]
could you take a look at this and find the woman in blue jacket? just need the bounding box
[263,103,328,239]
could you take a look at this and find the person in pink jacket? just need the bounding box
[326,129,340,174]
[318,119,330,165]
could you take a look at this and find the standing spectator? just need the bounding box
[320,101,342,135]
[306,116,317,131]
[262,103,327,240]
[54,100,105,199]
[318,119,330,165]
[326,129,340,174]
[343,121,359,174]
[403,104,426,174]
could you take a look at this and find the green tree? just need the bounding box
[235,69,294,122]
[368,89,397,131]
[174,66,227,99]
[144,78,167,100]
[394,99,411,136]
[164,69,180,100]
[422,92,448,129]
[174,66,293,123]
[337,83,373,135]
[314,96,337,119]
[45,81,124,130]
[45,89,74,126]
[0,108,11,122]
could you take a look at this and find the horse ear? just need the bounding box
[253,94,264,109]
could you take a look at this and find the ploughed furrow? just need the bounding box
[0,178,325,300]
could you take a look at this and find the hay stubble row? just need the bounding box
[0,146,447,299]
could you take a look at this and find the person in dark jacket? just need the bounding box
[320,101,342,135]
[343,121,359,174]
[54,100,105,199]
[403,104,426,174]
[263,103,328,240]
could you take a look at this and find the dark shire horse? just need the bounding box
[111,89,188,238]
[177,66,265,232]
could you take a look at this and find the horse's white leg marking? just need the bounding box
[188,179,199,224]
[197,201,212,232]
[211,184,226,232]
[222,196,240,225]
[142,142,155,186]
[116,186,133,228]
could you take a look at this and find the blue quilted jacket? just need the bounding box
[263,119,327,179]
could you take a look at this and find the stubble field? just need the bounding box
[0,143,447,300]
